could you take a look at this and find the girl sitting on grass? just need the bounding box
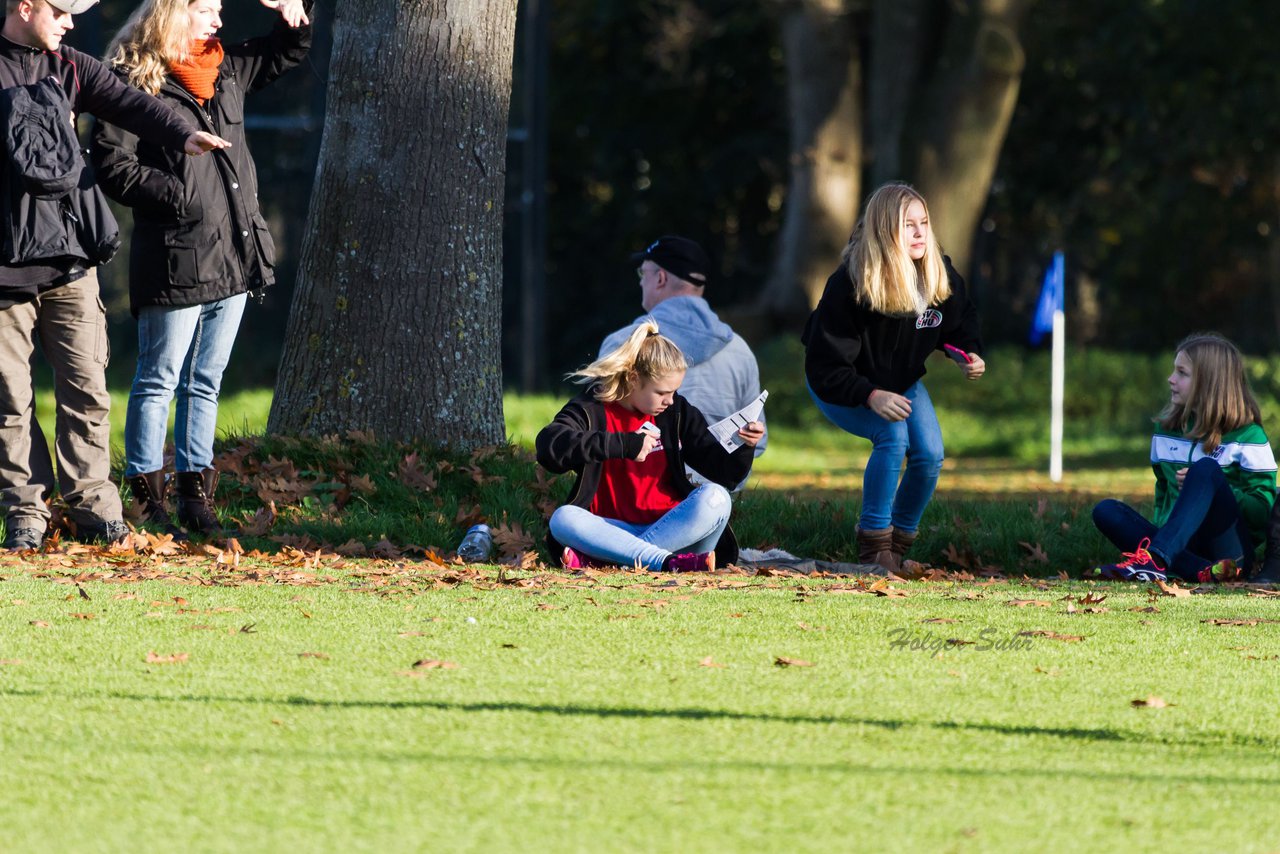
[1092,332,1277,583]
[536,320,763,571]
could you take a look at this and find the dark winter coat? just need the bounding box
[536,392,755,566]
[0,33,194,301]
[0,77,119,266]
[802,256,984,408]
[90,9,311,315]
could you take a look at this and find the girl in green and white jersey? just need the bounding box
[1091,333,1276,583]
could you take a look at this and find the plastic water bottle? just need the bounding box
[456,523,493,562]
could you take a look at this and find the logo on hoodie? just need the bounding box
[916,309,942,329]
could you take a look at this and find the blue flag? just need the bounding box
[1029,251,1064,346]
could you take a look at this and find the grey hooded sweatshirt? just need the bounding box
[600,296,766,455]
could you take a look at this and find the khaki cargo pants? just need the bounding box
[0,270,123,532]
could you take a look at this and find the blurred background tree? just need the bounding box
[66,0,1280,393]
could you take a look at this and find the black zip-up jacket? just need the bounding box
[90,7,311,315]
[0,33,194,300]
[536,392,755,566]
[0,77,120,267]
[802,257,984,408]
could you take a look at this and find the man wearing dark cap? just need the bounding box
[0,0,230,550]
[601,235,767,475]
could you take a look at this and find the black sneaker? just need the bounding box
[2,526,44,552]
[76,519,131,545]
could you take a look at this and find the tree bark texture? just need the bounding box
[269,0,516,447]
[759,0,862,315]
[907,0,1027,272]
[867,0,928,188]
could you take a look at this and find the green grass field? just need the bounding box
[2,569,1278,852]
[7,346,1279,851]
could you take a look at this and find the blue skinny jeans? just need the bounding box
[549,483,732,571]
[125,294,246,477]
[1092,457,1251,580]
[807,380,944,533]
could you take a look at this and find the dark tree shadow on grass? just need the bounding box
[6,686,1279,755]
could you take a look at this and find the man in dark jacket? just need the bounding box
[0,0,230,551]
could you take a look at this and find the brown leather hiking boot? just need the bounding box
[176,468,224,537]
[855,526,897,573]
[127,470,184,538]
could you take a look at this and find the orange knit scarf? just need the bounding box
[168,38,224,104]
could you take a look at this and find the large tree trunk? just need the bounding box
[758,0,862,316]
[867,0,929,188]
[268,0,515,447]
[907,0,1027,273]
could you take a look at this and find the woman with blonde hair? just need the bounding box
[536,320,763,571]
[802,182,985,571]
[1091,333,1277,582]
[90,0,311,537]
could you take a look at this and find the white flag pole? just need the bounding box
[1050,308,1064,483]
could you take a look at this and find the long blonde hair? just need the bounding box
[1158,332,1262,452]
[842,182,950,316]
[569,319,687,403]
[105,0,194,95]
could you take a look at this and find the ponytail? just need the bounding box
[569,319,687,402]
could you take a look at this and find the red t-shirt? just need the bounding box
[589,402,682,524]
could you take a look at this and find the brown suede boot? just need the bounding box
[176,468,223,537]
[856,526,898,573]
[890,528,918,565]
[127,470,185,539]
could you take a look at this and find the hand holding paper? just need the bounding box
[708,391,768,452]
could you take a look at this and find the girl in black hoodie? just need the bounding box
[802,183,985,571]
[536,320,763,571]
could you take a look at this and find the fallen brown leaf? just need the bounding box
[411,659,458,670]
[298,652,330,659]
[145,651,189,664]
[1018,630,1085,642]
[1155,579,1192,598]
[774,656,814,667]
[1131,695,1173,708]
[29,620,50,628]
[699,656,726,668]
[1202,618,1280,627]
[491,521,535,558]
[1018,541,1050,564]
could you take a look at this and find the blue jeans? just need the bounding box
[125,295,246,477]
[549,483,732,571]
[807,380,944,533]
[1092,457,1251,580]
